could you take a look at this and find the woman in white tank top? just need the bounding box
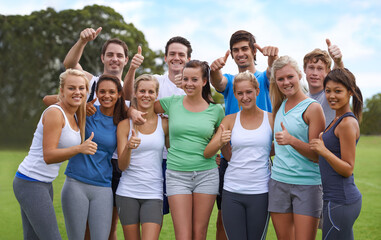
[116,74,169,240]
[204,71,274,239]
[13,69,97,240]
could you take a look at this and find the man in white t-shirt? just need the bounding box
[123,36,192,215]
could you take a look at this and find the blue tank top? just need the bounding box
[319,112,362,204]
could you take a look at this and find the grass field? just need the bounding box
[1,136,380,239]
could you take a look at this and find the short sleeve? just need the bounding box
[159,95,175,115]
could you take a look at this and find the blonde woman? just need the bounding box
[13,69,97,240]
[269,56,325,240]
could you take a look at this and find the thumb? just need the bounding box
[87,132,94,141]
[319,132,323,140]
[141,112,148,117]
[280,122,286,131]
[254,43,263,54]
[223,50,230,63]
[326,38,331,47]
[90,98,97,104]
[131,129,136,137]
[137,45,142,55]
[220,123,225,132]
[95,27,102,36]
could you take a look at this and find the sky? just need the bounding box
[2,0,381,100]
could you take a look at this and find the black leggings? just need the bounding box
[222,190,269,240]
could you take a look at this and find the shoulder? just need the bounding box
[338,115,359,132]
[42,106,65,126]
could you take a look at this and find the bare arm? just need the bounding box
[117,120,141,171]
[42,95,59,107]
[210,50,230,92]
[42,108,97,164]
[204,115,233,159]
[275,103,325,162]
[161,117,170,149]
[123,46,144,100]
[311,117,358,177]
[154,100,165,114]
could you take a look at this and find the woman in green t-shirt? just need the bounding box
[154,60,224,240]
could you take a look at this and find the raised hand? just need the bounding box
[254,43,279,68]
[210,50,230,72]
[79,27,102,43]
[127,129,141,149]
[86,98,97,116]
[326,38,343,68]
[219,124,232,146]
[130,45,144,69]
[174,73,183,88]
[310,132,325,154]
[275,122,293,145]
[80,132,98,155]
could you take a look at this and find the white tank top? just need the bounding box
[116,117,165,200]
[223,111,272,194]
[18,105,81,182]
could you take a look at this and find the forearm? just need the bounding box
[123,67,136,101]
[43,145,81,164]
[63,39,87,69]
[210,70,225,92]
[118,146,131,171]
[319,149,353,177]
[289,137,319,162]
[204,139,224,159]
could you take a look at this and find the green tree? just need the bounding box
[360,93,381,135]
[0,5,164,147]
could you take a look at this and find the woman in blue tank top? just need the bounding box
[268,56,325,240]
[61,74,127,240]
[310,68,363,240]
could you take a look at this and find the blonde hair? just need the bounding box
[270,56,302,116]
[59,69,89,142]
[132,74,159,108]
[233,70,259,93]
[303,48,331,71]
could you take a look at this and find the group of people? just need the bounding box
[13,27,363,240]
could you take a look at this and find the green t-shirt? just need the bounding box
[160,95,224,171]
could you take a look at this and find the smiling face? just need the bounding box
[182,67,206,97]
[135,80,158,110]
[101,43,128,77]
[60,75,87,107]
[165,42,190,76]
[96,80,121,110]
[234,80,259,110]
[325,80,351,111]
[275,64,302,97]
[304,59,330,93]
[231,40,255,70]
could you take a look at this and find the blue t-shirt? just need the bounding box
[219,70,272,115]
[319,112,361,204]
[65,105,117,187]
[272,98,321,185]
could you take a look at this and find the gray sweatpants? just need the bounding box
[13,176,62,240]
[61,176,113,240]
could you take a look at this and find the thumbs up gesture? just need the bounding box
[210,50,230,72]
[86,98,97,116]
[254,43,279,68]
[80,27,102,43]
[326,38,344,68]
[127,129,141,149]
[130,45,144,70]
[275,122,293,145]
[310,132,325,154]
[219,124,231,146]
[80,132,98,155]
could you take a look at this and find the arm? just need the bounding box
[117,120,141,171]
[154,100,165,114]
[63,27,102,80]
[42,95,59,107]
[210,50,230,92]
[123,46,144,100]
[42,108,97,164]
[311,118,358,177]
[275,103,325,162]
[268,112,275,156]
[254,43,279,79]
[326,39,344,69]
[204,116,232,159]
[127,106,147,125]
[161,117,170,149]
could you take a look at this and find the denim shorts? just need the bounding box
[268,178,323,218]
[166,168,219,196]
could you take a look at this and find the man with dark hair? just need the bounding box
[124,36,192,217]
[210,30,278,240]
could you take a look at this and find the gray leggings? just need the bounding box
[222,190,269,240]
[13,176,62,240]
[322,198,362,240]
[61,177,113,240]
